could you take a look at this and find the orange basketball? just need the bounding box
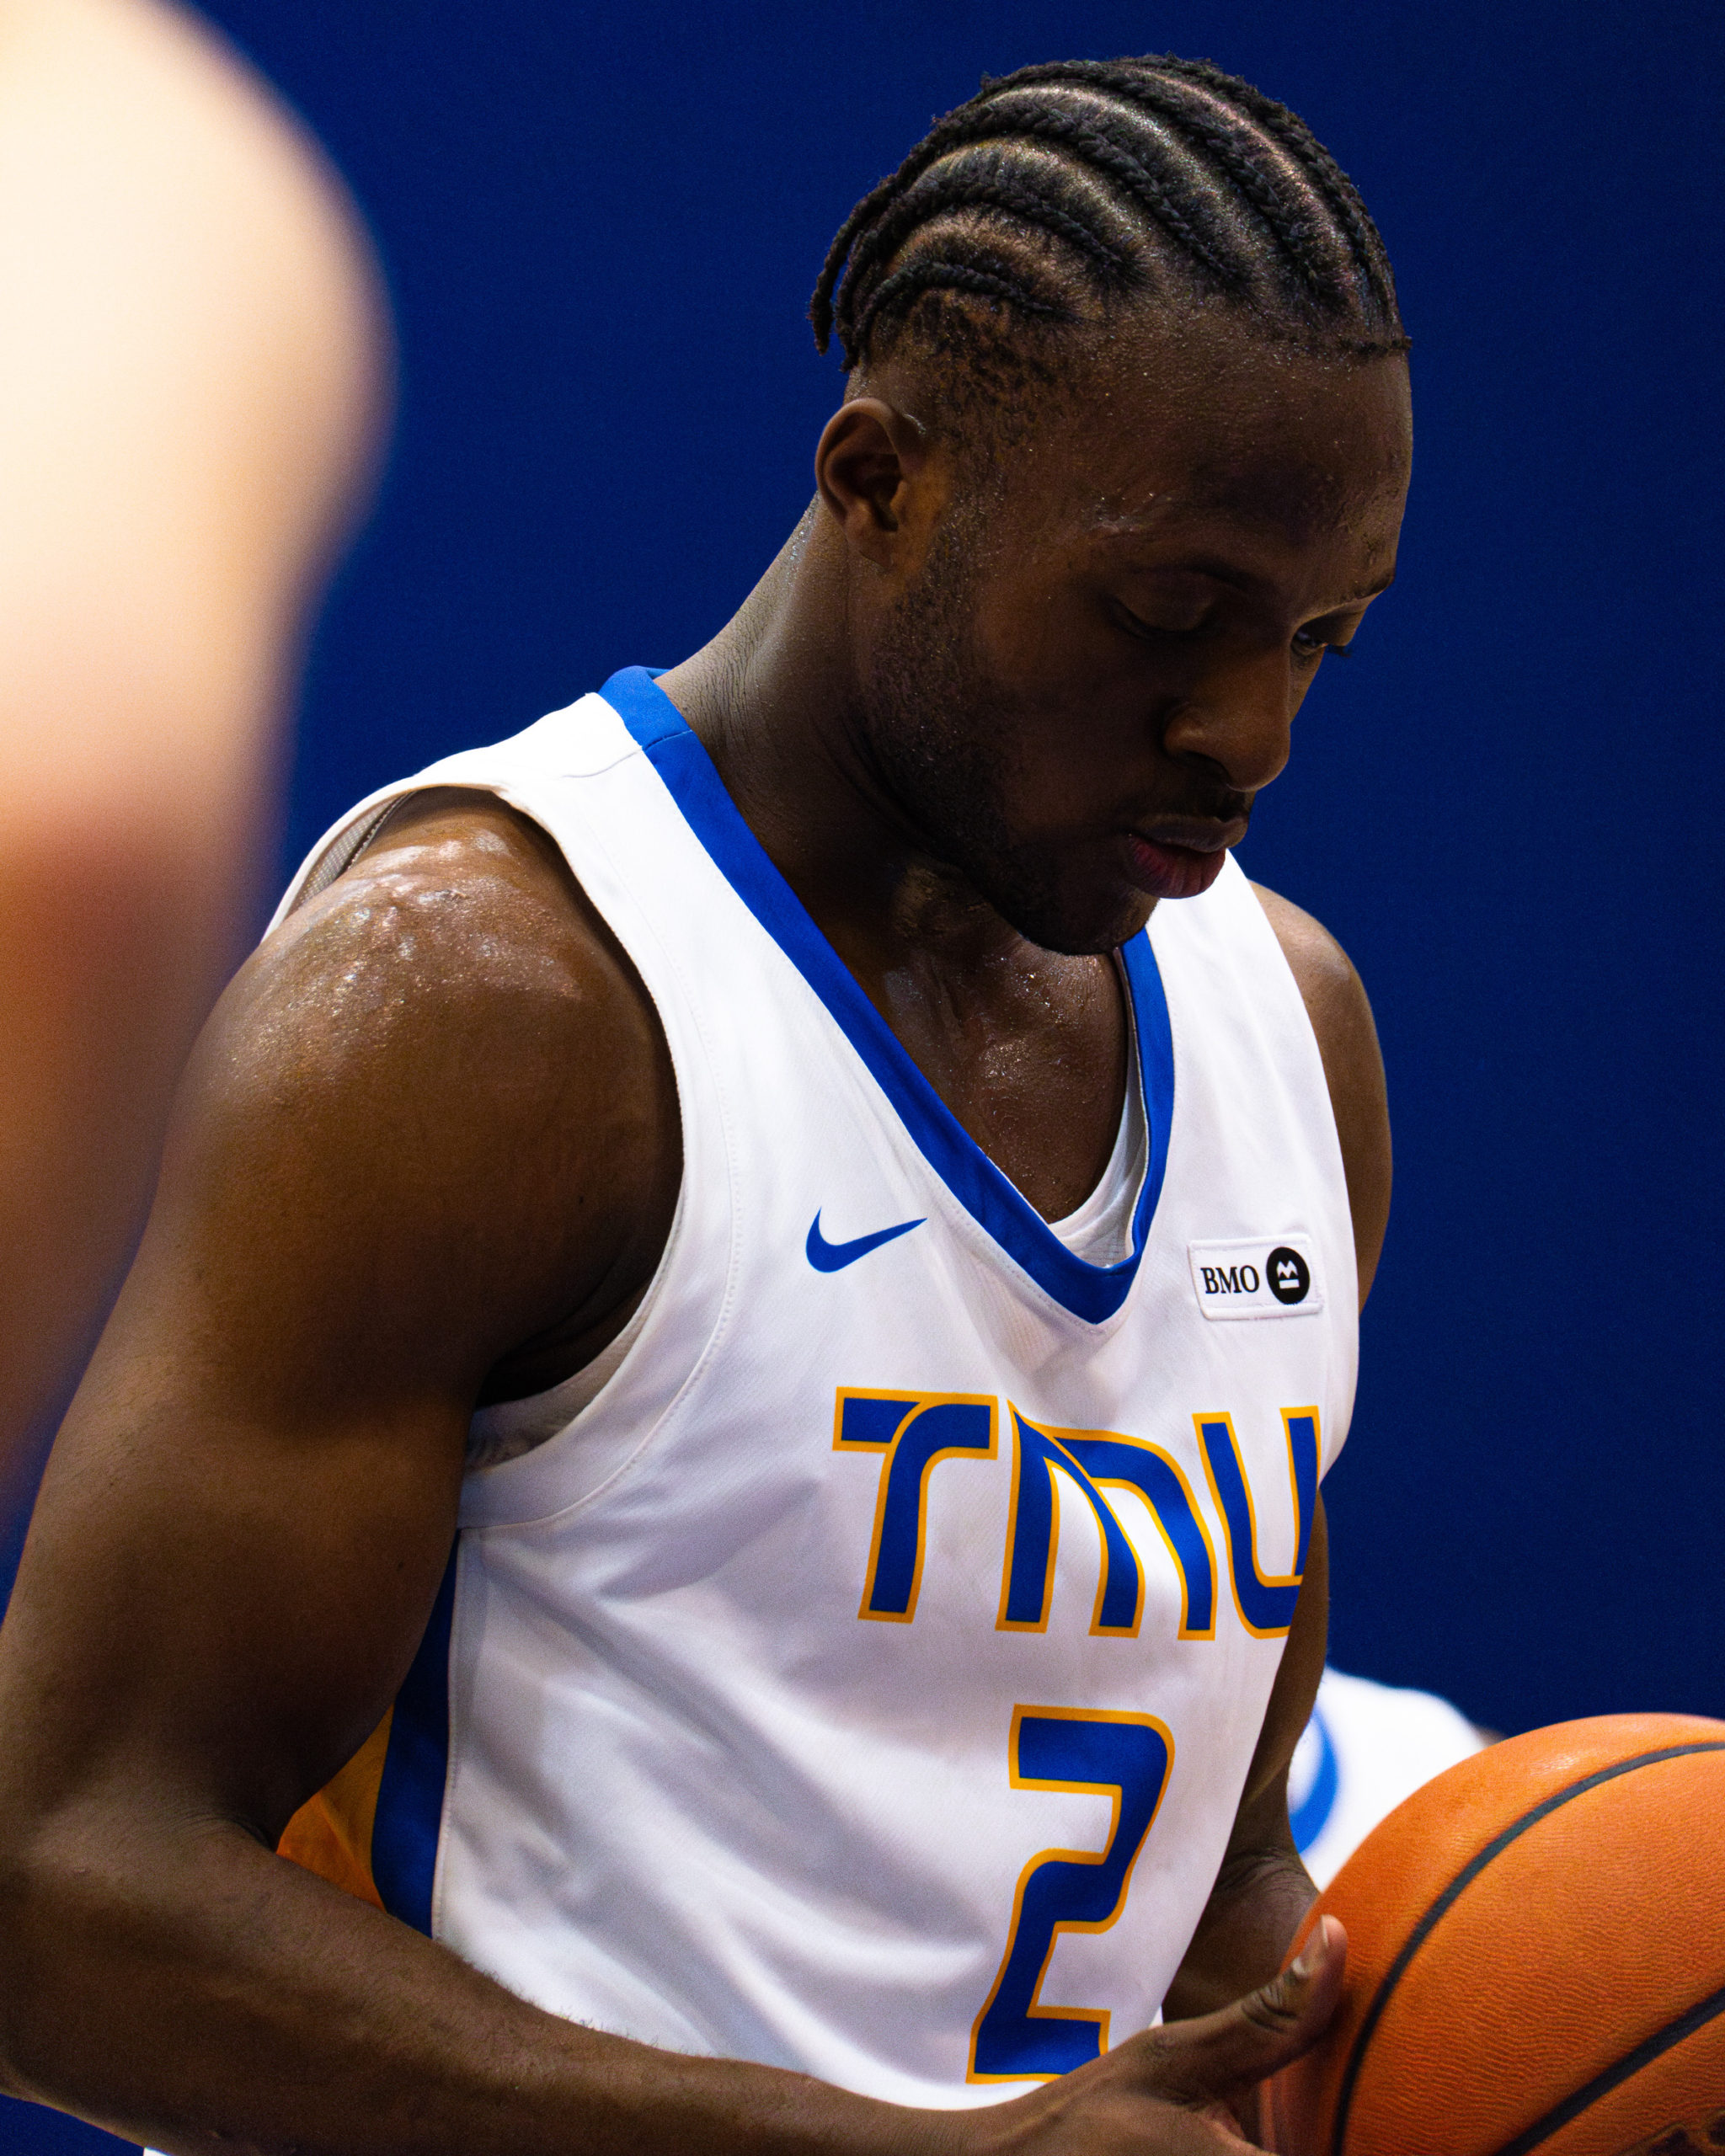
[1264,1713,1725,2156]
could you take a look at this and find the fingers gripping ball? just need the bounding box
[1265,1714,1725,2156]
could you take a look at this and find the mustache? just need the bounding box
[1135,790,1254,832]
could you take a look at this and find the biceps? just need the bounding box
[0,1358,467,1843]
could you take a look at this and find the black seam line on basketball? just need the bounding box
[1327,1741,1725,2156]
[1488,1981,1725,2156]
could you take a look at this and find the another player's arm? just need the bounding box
[0,0,387,1465]
[1162,891,1389,2025]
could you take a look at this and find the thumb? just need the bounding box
[1151,1914,1347,2107]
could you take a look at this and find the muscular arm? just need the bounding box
[1252,884,1392,1310]
[1161,1504,1330,2025]
[1163,889,1390,2023]
[0,801,737,2154]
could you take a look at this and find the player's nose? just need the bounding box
[1159,654,1293,796]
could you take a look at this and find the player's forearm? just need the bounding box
[1158,1840,1315,2025]
[0,1809,940,2156]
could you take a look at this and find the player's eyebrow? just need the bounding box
[1337,571,1396,603]
[1108,550,1397,606]
[1103,550,1260,590]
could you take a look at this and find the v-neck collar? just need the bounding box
[600,666,1174,1324]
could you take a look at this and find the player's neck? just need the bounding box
[657,510,1027,986]
[659,535,1127,1193]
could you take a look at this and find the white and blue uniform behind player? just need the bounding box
[1291,1668,1487,1889]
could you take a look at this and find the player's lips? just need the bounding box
[1122,822,1242,900]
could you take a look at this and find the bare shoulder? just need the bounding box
[144,787,680,1405]
[273,787,632,1072]
[1250,883,1363,1020]
[1249,882,1391,1307]
[245,787,665,1176]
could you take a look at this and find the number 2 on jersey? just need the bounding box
[969,1707,1174,2082]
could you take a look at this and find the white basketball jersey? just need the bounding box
[273,667,1359,2109]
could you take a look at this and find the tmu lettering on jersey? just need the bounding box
[998,1412,1217,1640]
[1198,1410,1318,1636]
[833,1394,1322,2084]
[833,1391,1317,1642]
[830,1390,998,1620]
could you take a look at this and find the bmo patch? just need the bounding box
[1188,1235,1324,1321]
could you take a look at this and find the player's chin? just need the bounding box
[993,867,1156,958]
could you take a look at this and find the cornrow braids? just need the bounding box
[811,94,1239,360]
[855,255,1074,362]
[1147,55,1392,303]
[996,62,1335,306]
[809,54,1406,375]
[841,153,1137,316]
[1020,57,1399,316]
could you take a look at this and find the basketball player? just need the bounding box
[0,58,1410,2156]
[0,0,385,1480]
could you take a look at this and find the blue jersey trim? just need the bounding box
[371,1547,457,1935]
[600,666,1174,1324]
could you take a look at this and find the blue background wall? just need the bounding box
[6,1,1720,2148]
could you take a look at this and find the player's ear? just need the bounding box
[814,398,938,573]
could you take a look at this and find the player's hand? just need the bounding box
[954,1915,1345,2156]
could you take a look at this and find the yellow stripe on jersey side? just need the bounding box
[276,1707,393,1910]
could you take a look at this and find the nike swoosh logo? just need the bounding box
[805,1209,926,1273]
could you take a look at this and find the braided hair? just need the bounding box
[810,56,1406,376]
